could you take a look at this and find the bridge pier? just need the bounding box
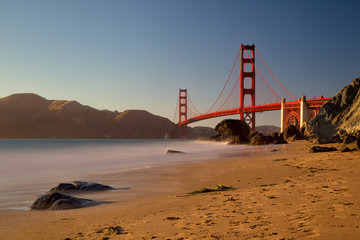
[300,95,309,129]
[281,95,311,132]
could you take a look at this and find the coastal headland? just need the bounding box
[0,140,359,239]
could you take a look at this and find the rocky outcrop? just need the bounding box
[304,77,360,141]
[210,119,250,144]
[30,192,94,210]
[49,181,113,193]
[283,125,305,141]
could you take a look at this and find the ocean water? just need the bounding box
[0,139,276,210]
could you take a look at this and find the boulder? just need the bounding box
[248,131,259,140]
[250,133,272,145]
[340,147,353,152]
[30,192,94,210]
[166,150,185,154]
[211,119,250,144]
[274,133,288,144]
[309,146,338,153]
[50,181,113,193]
[283,125,305,141]
[215,119,250,137]
[269,132,279,141]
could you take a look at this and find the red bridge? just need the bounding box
[174,44,330,137]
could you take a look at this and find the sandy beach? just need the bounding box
[0,140,359,240]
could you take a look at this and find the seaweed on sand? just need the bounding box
[189,184,233,195]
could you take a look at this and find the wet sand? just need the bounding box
[0,140,359,239]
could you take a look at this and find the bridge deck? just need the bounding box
[180,98,331,125]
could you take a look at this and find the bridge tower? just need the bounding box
[240,44,256,131]
[178,89,188,138]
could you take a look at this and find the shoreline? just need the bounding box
[0,141,280,211]
[0,141,359,239]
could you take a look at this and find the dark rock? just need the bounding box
[210,119,250,144]
[166,150,185,154]
[274,136,288,145]
[227,135,250,145]
[313,137,333,144]
[215,119,250,137]
[30,192,94,210]
[343,135,358,144]
[248,130,259,140]
[340,147,353,152]
[250,133,272,145]
[310,146,338,153]
[283,125,305,141]
[50,181,113,193]
[269,132,279,141]
[341,138,360,151]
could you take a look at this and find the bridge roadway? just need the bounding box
[181,97,331,125]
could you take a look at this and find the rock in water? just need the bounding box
[49,181,113,193]
[304,77,360,140]
[166,150,185,154]
[30,192,94,210]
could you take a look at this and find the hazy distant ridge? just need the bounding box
[0,93,178,139]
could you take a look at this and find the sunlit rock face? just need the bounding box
[304,77,360,141]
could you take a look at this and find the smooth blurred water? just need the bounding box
[0,139,277,210]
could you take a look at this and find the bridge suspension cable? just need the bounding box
[244,49,282,101]
[174,45,297,124]
[255,47,296,101]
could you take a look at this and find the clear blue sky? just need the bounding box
[1,0,359,127]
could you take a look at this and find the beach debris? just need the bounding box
[166,149,185,154]
[104,225,125,235]
[30,192,95,210]
[166,216,180,220]
[309,146,337,153]
[189,184,233,195]
[49,181,114,193]
[274,158,287,162]
[224,196,235,202]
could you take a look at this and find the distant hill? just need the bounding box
[0,93,220,139]
[255,125,280,134]
[0,93,179,139]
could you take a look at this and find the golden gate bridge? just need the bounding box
[173,44,330,138]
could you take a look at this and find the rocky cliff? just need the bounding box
[304,77,360,140]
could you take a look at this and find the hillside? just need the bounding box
[0,93,178,139]
[255,125,280,134]
[304,77,360,139]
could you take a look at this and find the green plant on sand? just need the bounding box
[105,226,125,235]
[190,184,233,195]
